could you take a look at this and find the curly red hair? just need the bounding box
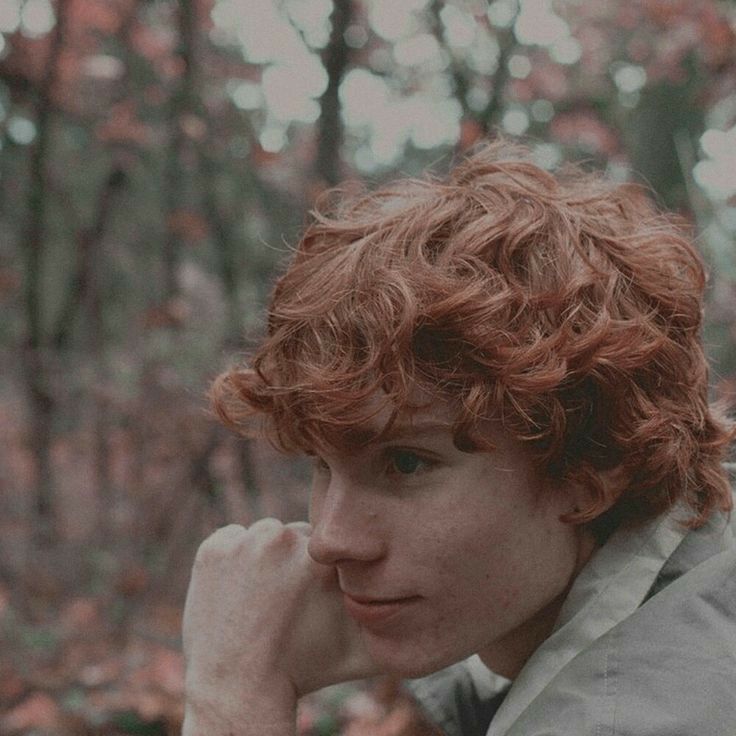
[212,140,734,536]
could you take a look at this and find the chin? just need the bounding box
[364,632,468,679]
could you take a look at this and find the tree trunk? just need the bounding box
[624,78,705,211]
[198,141,265,518]
[430,0,518,140]
[20,0,70,543]
[314,0,353,187]
[86,169,126,541]
[162,0,198,301]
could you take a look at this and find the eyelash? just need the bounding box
[311,449,437,478]
[384,448,434,476]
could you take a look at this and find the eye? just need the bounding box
[387,449,428,476]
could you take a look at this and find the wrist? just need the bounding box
[183,678,297,736]
[183,706,296,736]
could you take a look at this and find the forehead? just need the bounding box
[344,418,456,447]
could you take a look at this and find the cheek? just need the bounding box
[437,507,576,616]
[359,524,579,678]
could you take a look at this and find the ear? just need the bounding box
[559,464,630,526]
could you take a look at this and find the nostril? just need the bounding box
[307,517,385,565]
[306,526,337,565]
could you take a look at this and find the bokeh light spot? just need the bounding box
[612,64,647,93]
[340,69,389,126]
[8,116,37,145]
[530,99,554,122]
[259,126,287,153]
[20,0,55,37]
[369,0,428,42]
[285,0,332,49]
[229,81,263,110]
[508,54,532,79]
[502,108,529,136]
[549,36,581,65]
[533,142,561,169]
[393,33,441,67]
[440,5,477,48]
[468,35,500,74]
[344,24,368,49]
[262,56,326,122]
[514,0,569,46]
[0,2,20,34]
[695,126,736,200]
[487,0,518,29]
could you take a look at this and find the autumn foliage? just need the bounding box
[1,0,735,733]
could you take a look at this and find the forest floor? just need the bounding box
[0,574,439,736]
[0,399,440,735]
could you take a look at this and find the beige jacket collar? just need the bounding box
[485,507,695,736]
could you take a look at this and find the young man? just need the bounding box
[182,140,736,735]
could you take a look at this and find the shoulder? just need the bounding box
[607,543,736,733]
[407,515,736,736]
[503,526,736,735]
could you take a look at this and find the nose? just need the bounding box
[307,474,385,566]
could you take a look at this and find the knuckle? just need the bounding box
[195,518,306,558]
[248,517,282,531]
[248,518,308,551]
[279,522,311,548]
[243,518,286,553]
[210,523,247,543]
[277,526,300,547]
[194,524,247,563]
[248,517,284,542]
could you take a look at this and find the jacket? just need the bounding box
[406,494,736,736]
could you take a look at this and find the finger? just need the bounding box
[210,523,248,540]
[286,521,312,536]
[195,523,247,561]
[248,517,284,533]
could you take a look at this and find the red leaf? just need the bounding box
[0,692,61,733]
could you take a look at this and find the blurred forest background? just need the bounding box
[1,0,736,733]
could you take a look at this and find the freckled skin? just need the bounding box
[307,403,597,680]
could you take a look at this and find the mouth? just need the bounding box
[341,593,422,627]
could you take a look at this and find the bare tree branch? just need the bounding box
[314,0,354,186]
[51,166,127,350]
[430,1,519,137]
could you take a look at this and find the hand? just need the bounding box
[181,520,380,733]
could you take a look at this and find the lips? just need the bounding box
[341,592,422,627]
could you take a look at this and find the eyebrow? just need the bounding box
[345,421,453,446]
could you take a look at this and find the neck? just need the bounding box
[478,527,599,679]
